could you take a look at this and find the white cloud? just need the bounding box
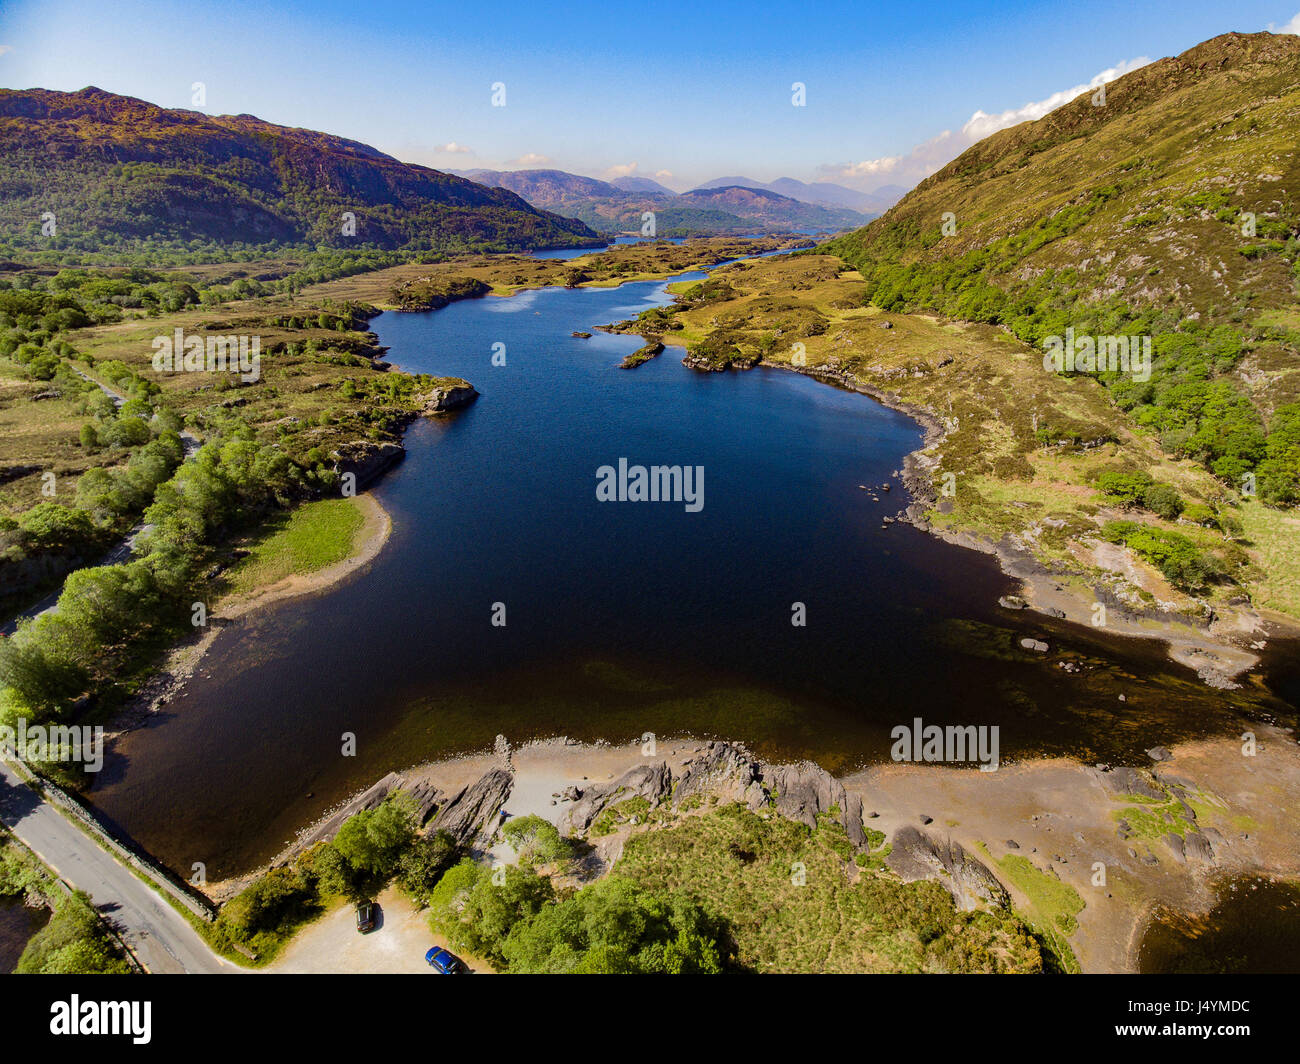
[654,169,673,179]
[0,45,12,57]
[433,141,472,154]
[605,162,640,178]
[512,152,550,166]
[822,56,1149,192]
[961,57,1149,140]
[1269,12,1300,33]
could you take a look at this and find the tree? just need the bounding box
[396,831,458,902]
[16,891,131,974]
[502,815,571,867]
[1142,482,1185,520]
[333,799,415,879]
[500,877,725,974]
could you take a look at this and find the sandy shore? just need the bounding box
[843,726,1300,972]
[218,493,391,620]
[239,726,1300,973]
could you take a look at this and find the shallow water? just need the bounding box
[0,895,48,973]
[1139,876,1300,974]
[86,275,1298,878]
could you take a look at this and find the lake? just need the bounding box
[86,273,1299,878]
[1140,876,1300,973]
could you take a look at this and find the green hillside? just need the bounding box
[0,87,601,262]
[826,31,1300,505]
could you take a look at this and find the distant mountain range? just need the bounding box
[452,168,888,235]
[696,176,906,214]
[0,88,601,256]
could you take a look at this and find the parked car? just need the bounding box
[425,946,465,974]
[355,901,377,934]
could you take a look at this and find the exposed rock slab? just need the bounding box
[886,826,1011,911]
[427,767,513,845]
[562,760,672,833]
[762,760,867,848]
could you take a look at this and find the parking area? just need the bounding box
[264,886,489,974]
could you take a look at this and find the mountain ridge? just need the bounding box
[0,87,601,256]
[826,30,1300,503]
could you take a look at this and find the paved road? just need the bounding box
[0,760,232,973]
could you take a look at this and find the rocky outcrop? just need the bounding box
[283,771,404,862]
[762,761,867,848]
[331,440,404,490]
[659,741,867,847]
[618,340,664,369]
[399,779,444,827]
[427,768,513,845]
[563,761,672,834]
[887,827,1011,911]
[420,380,479,413]
[1096,765,1166,801]
[673,742,767,809]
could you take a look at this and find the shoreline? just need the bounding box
[222,726,1300,973]
[107,492,392,737]
[653,343,1294,687]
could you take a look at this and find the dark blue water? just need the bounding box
[87,276,1294,877]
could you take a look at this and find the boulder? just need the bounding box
[1183,831,1215,863]
[673,742,767,810]
[1098,765,1165,801]
[427,768,513,846]
[760,760,866,847]
[421,381,479,413]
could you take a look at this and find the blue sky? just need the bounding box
[1,0,1298,191]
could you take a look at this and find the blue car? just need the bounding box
[425,946,465,974]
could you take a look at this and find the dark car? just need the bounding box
[425,946,465,974]
[355,901,377,934]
